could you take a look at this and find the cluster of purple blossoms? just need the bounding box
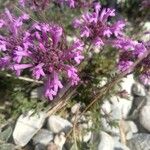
[139,40,150,85]
[0,9,30,70]
[0,0,150,101]
[72,1,150,85]
[0,9,84,100]
[141,0,150,8]
[114,36,150,85]
[73,2,125,48]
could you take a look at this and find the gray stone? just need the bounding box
[54,132,66,150]
[127,133,150,150]
[71,103,81,114]
[101,96,134,136]
[125,121,138,140]
[33,129,54,146]
[139,105,150,131]
[109,96,133,119]
[114,141,130,150]
[13,111,46,147]
[34,143,46,150]
[101,118,120,136]
[98,131,114,150]
[101,100,111,115]
[47,142,59,150]
[77,119,92,142]
[47,115,72,133]
[120,74,135,96]
[132,82,146,96]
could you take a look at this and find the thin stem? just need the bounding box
[4,73,43,84]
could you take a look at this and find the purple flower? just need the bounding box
[73,2,125,48]
[113,37,137,51]
[22,23,84,99]
[141,0,150,8]
[118,61,133,72]
[139,70,150,85]
[0,13,84,100]
[67,66,80,85]
[0,9,30,69]
[114,36,149,84]
[134,43,147,58]
[0,20,5,28]
[32,63,46,80]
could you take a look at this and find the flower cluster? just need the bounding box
[139,40,150,85]
[72,2,150,85]
[0,1,150,101]
[0,9,84,100]
[73,2,125,48]
[0,8,30,70]
[141,0,150,8]
[114,37,150,85]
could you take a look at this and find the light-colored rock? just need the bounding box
[101,100,111,115]
[119,120,138,140]
[97,131,130,150]
[120,74,135,96]
[114,140,130,150]
[54,132,66,150]
[78,122,93,142]
[110,96,133,119]
[71,103,81,114]
[83,131,92,143]
[47,142,59,150]
[128,121,138,133]
[101,118,120,136]
[132,82,146,96]
[127,133,150,150]
[139,105,150,131]
[33,129,53,146]
[13,111,46,147]
[98,131,114,150]
[34,143,46,150]
[101,96,133,135]
[47,115,72,133]
[126,121,138,140]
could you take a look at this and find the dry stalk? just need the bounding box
[4,73,43,84]
[73,108,80,150]
[119,119,126,145]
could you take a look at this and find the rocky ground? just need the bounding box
[0,74,150,150]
